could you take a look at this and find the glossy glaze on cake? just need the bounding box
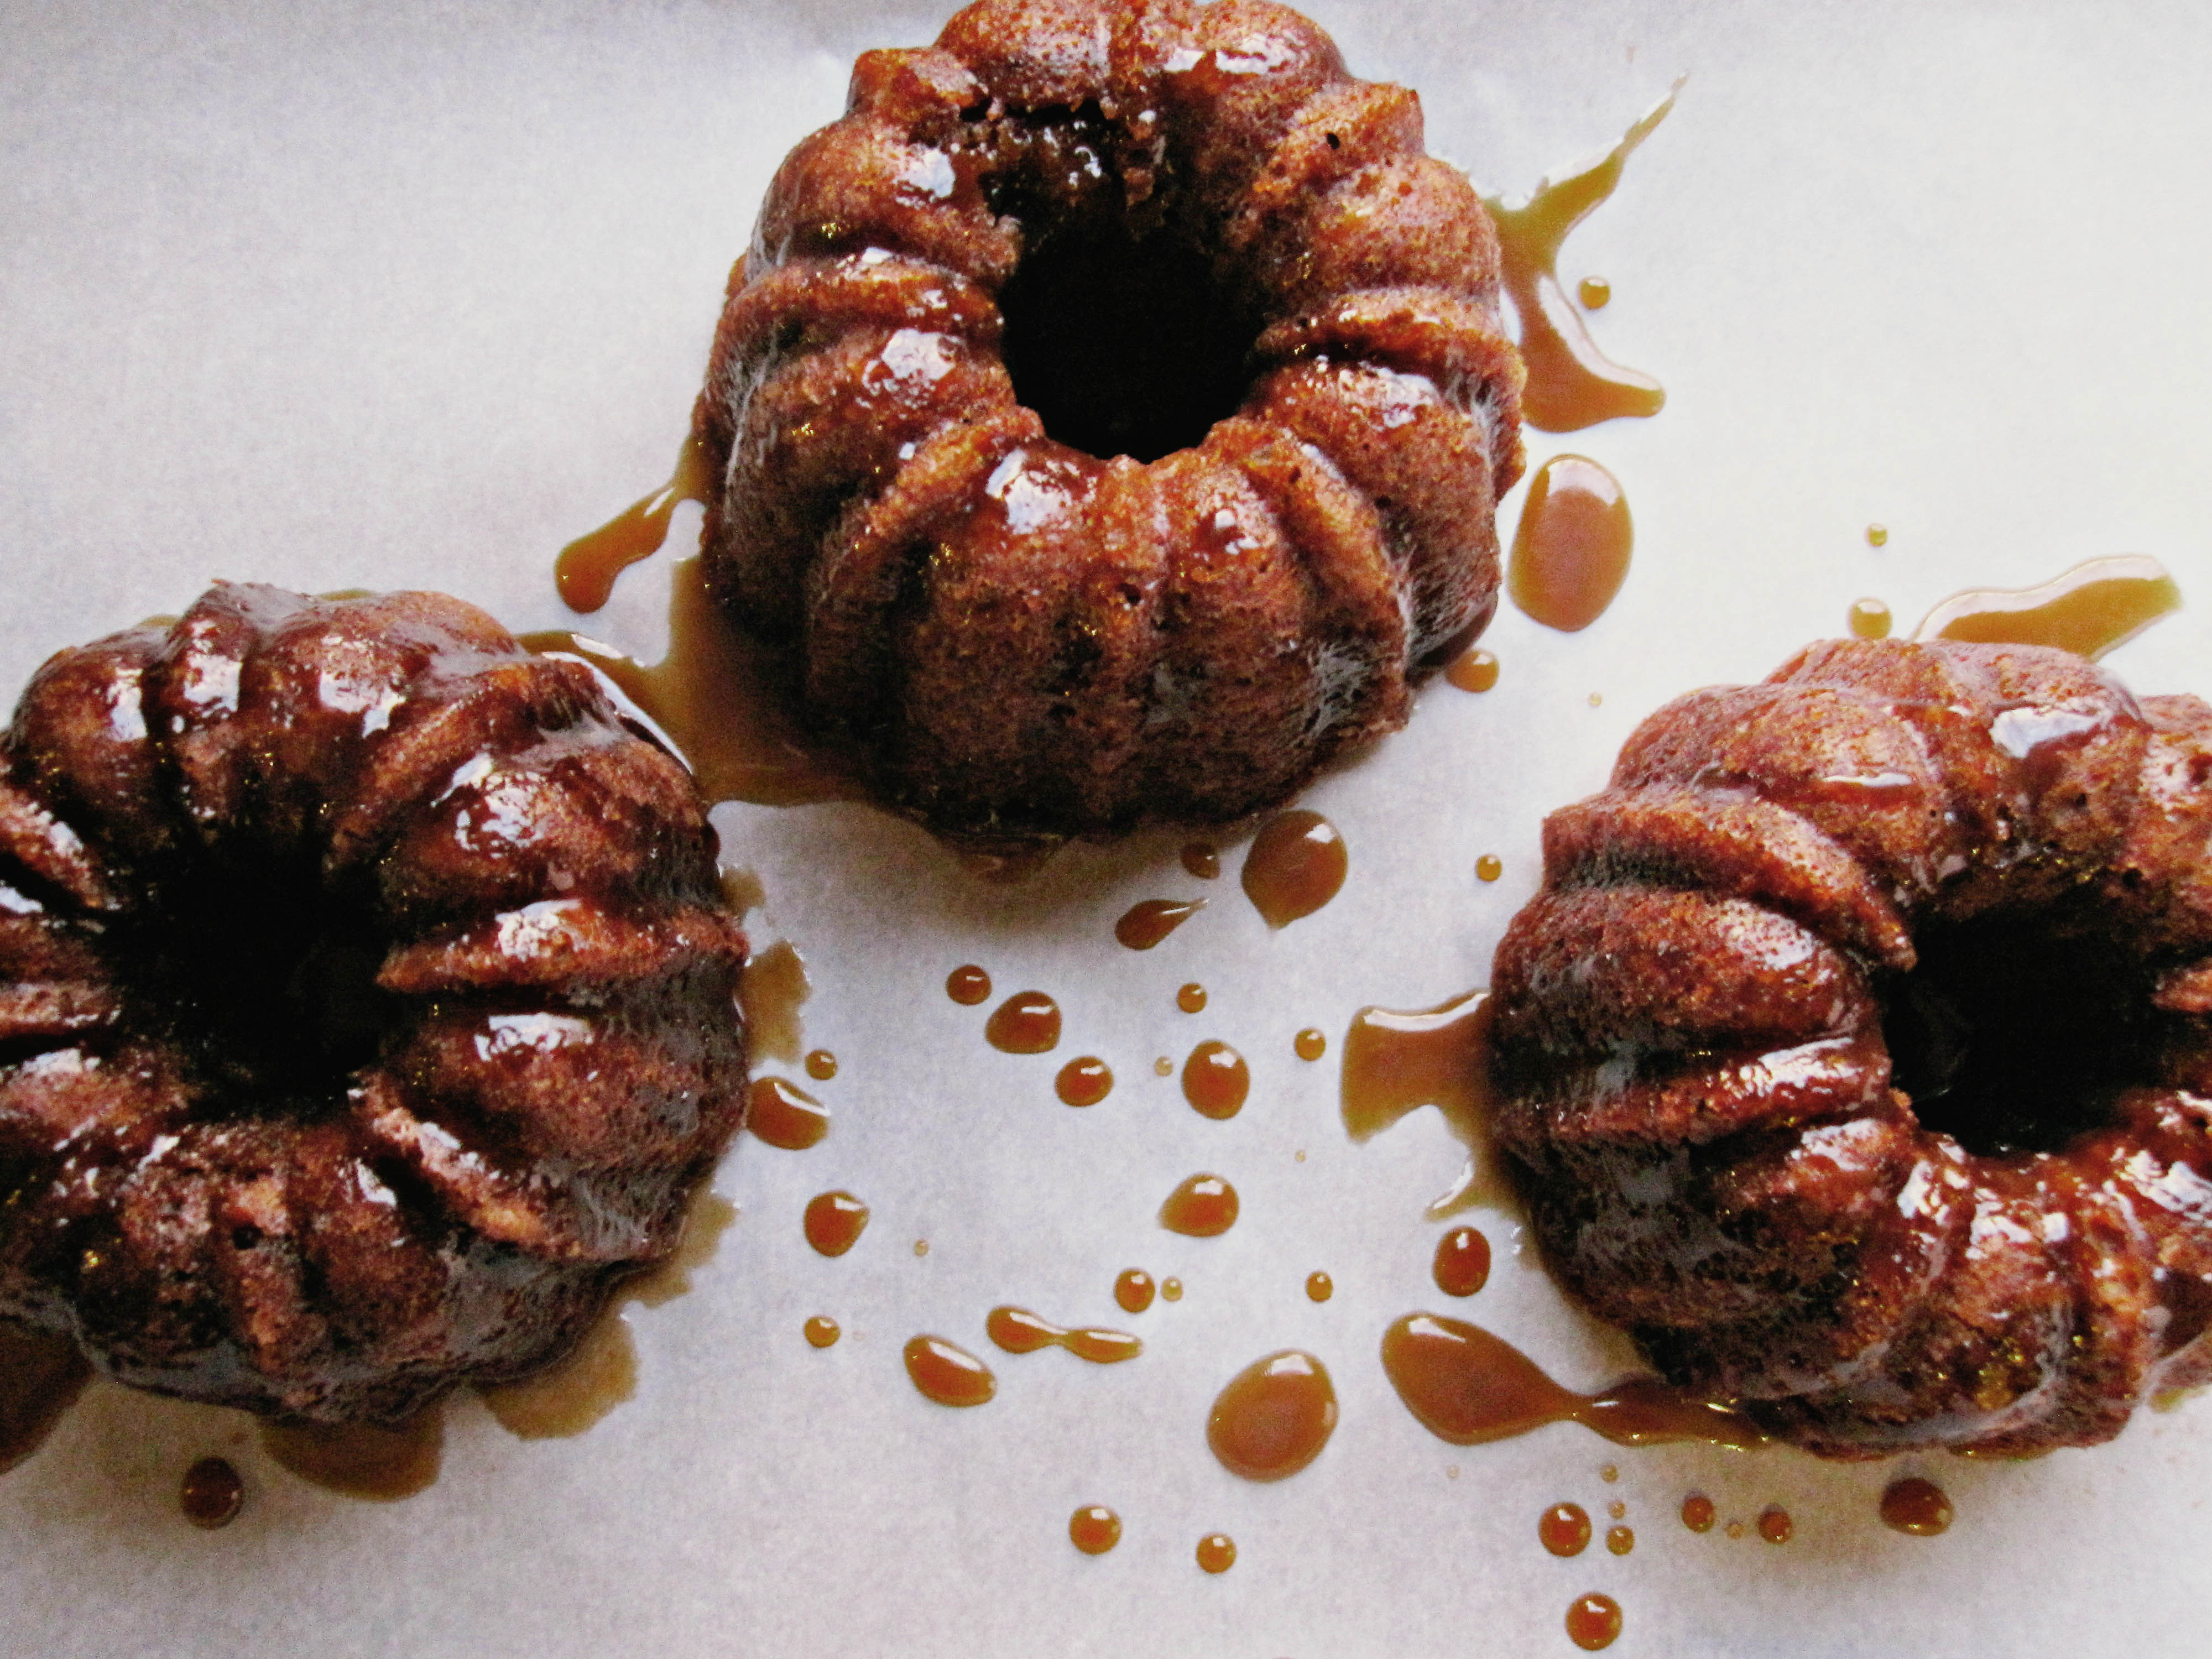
[0,585,748,1423]
[696,0,1524,842]
[1491,637,2212,1457]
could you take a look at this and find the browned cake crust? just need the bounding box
[1490,638,2212,1458]
[696,0,1524,842]
[0,586,748,1423]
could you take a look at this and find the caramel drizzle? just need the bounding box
[554,434,714,614]
[1485,83,1679,433]
[985,1306,1142,1364]
[1339,989,1503,1216]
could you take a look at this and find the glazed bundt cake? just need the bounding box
[0,585,748,1423]
[695,0,1524,842]
[1490,637,2212,1458]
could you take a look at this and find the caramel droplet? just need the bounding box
[1180,841,1222,879]
[747,1075,830,1150]
[1485,86,1673,432]
[1606,1525,1635,1556]
[1475,854,1504,883]
[1446,646,1500,692]
[1848,597,1893,639]
[1758,1505,1794,1545]
[1432,1226,1492,1297]
[1161,1277,1184,1302]
[1566,1593,1623,1651]
[1154,1056,1172,1076]
[1160,1174,1240,1238]
[986,990,1062,1054]
[1509,455,1633,633]
[1606,1499,1625,1520]
[1294,1027,1326,1061]
[802,1191,870,1257]
[1115,898,1204,950]
[946,964,992,1005]
[1176,983,1208,1013]
[1056,1056,1114,1106]
[1196,1532,1238,1573]
[1600,1464,1619,1483]
[180,1457,244,1529]
[1681,1493,1717,1532]
[1070,1505,1122,1555]
[986,1306,1142,1364]
[804,1316,841,1349]
[1242,810,1348,927]
[1379,1314,1767,1449]
[1305,1271,1333,1303]
[1880,1477,1953,1537]
[1207,1350,1339,1482]
[904,1336,996,1407]
[1577,275,1613,309]
[1114,1269,1156,1313]
[259,1409,444,1502]
[1913,554,2183,659]
[1541,1503,1592,1557]
[804,1048,839,1081]
[1181,1040,1250,1120]
[1866,523,1890,547]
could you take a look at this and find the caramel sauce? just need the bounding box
[259,1407,444,1501]
[748,1075,830,1150]
[1866,523,1890,547]
[738,939,810,1066]
[1432,1225,1492,1297]
[1115,898,1204,949]
[1912,554,2183,658]
[1848,597,1893,639]
[904,1335,997,1407]
[804,1048,838,1081]
[946,964,992,1005]
[1577,275,1612,309]
[1207,1349,1338,1481]
[1880,1477,1952,1536]
[1566,1593,1623,1652]
[1305,1271,1333,1303]
[804,1191,870,1257]
[1475,854,1504,883]
[1056,1056,1114,1105]
[803,1316,841,1349]
[986,990,1062,1053]
[1294,1027,1327,1061]
[481,1314,637,1440]
[1161,1277,1184,1302]
[1242,810,1348,927]
[1681,1492,1717,1532]
[1606,1525,1634,1556]
[1196,1532,1238,1573]
[1485,86,1674,432]
[1758,1505,1793,1544]
[986,1306,1142,1364]
[719,865,766,916]
[1180,841,1222,879]
[1070,1504,1123,1555]
[629,1188,738,1309]
[1446,646,1500,692]
[1380,1314,1767,1449]
[1115,1270,1157,1313]
[1176,982,1208,1013]
[1160,1174,1240,1237]
[554,434,714,614]
[1181,1040,1250,1119]
[180,1455,245,1529]
[0,1326,91,1475]
[1541,1502,1592,1556]
[1341,989,1500,1215]
[523,555,862,809]
[1509,454,1633,632]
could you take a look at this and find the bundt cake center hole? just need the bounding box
[124,864,392,1104]
[997,224,1254,463]
[1884,910,2146,1156]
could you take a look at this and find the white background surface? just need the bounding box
[5,2,2212,1655]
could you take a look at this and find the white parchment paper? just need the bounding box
[4,2,2211,1655]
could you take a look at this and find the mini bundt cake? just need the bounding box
[695,0,1524,842]
[1490,637,2212,1458]
[0,585,748,1423]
